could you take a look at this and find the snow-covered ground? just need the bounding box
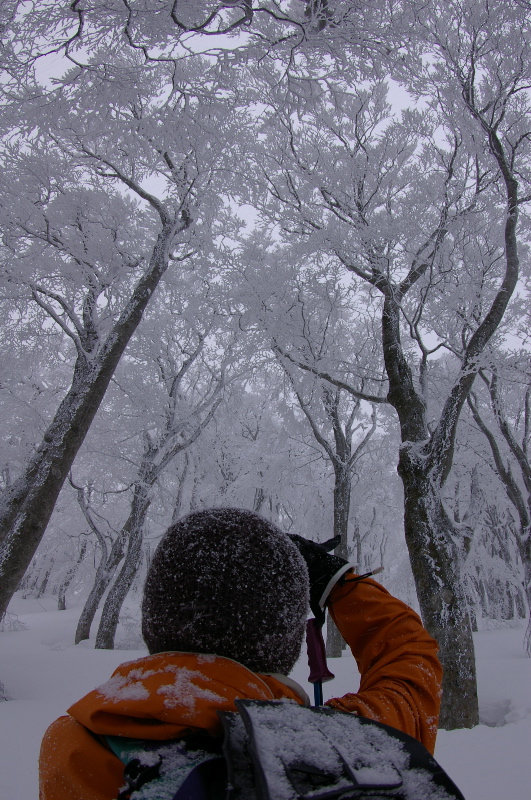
[1,595,530,800]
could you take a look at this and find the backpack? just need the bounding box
[106,699,465,800]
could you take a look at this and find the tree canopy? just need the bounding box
[0,0,530,729]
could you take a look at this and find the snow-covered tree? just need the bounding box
[0,36,244,618]
[238,2,530,727]
[466,357,531,650]
[2,0,530,733]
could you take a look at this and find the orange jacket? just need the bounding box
[39,575,441,800]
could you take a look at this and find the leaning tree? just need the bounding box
[0,36,243,618]
[240,1,530,727]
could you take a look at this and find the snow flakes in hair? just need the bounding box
[141,508,310,675]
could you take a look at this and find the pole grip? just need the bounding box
[306,618,335,685]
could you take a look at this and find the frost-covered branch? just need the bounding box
[272,342,388,405]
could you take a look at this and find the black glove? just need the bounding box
[288,534,351,626]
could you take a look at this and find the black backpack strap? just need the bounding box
[219,710,257,800]
[170,756,226,800]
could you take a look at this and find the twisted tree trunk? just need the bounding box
[95,486,150,650]
[75,532,127,643]
[95,371,223,649]
[58,541,87,611]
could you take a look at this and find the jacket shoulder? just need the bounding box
[40,715,124,800]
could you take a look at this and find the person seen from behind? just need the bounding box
[39,508,445,800]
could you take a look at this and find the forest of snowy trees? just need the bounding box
[0,1,530,731]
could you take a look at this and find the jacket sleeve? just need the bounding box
[326,573,442,754]
[39,715,124,800]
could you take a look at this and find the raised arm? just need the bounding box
[327,574,442,753]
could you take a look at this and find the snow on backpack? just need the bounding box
[106,699,465,800]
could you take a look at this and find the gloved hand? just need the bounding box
[288,534,352,626]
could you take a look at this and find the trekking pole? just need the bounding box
[306,567,384,706]
[306,618,335,706]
